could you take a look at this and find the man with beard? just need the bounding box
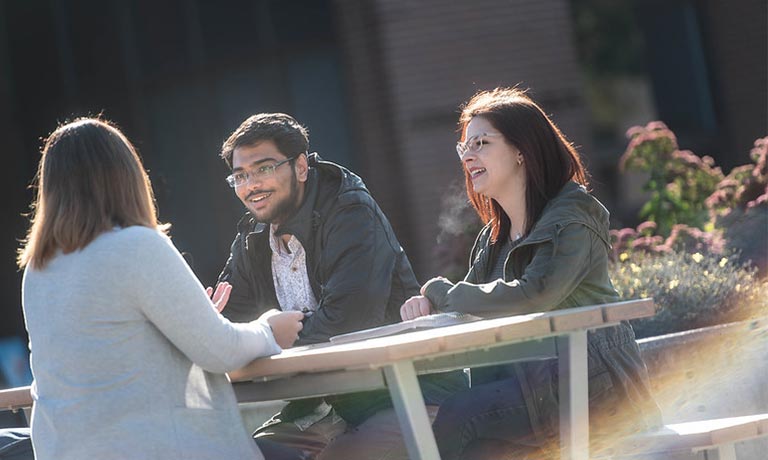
[217,113,465,459]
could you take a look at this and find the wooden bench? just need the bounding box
[0,386,32,427]
[604,414,768,460]
[0,386,31,413]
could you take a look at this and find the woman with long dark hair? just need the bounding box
[401,88,660,459]
[18,118,303,460]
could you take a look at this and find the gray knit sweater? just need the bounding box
[22,226,280,460]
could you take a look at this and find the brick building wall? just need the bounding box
[335,0,592,278]
[701,0,768,169]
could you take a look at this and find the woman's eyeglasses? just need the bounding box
[456,133,502,158]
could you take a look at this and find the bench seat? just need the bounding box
[606,414,768,459]
[0,386,31,413]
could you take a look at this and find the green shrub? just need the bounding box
[620,122,724,236]
[614,126,767,276]
[610,250,767,338]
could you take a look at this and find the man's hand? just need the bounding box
[205,282,232,313]
[400,295,434,321]
[258,309,304,349]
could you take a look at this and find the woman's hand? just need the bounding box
[420,276,448,296]
[258,309,304,349]
[400,295,434,321]
[205,282,232,313]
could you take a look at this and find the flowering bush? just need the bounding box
[708,137,768,276]
[614,124,767,276]
[706,137,768,217]
[610,222,726,259]
[610,250,767,338]
[612,125,767,335]
[620,122,724,236]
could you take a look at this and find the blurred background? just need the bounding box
[0,0,765,361]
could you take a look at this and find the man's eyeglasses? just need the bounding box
[456,133,503,158]
[225,157,295,188]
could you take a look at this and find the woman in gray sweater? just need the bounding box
[18,118,303,460]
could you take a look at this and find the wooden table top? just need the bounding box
[228,298,654,382]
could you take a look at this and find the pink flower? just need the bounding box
[675,150,701,166]
[614,228,638,240]
[625,125,646,138]
[636,221,657,234]
[631,235,664,250]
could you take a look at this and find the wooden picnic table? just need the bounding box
[229,298,656,460]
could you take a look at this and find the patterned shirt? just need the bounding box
[269,224,319,314]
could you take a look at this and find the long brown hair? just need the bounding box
[18,118,167,269]
[458,88,590,242]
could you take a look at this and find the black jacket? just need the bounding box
[219,153,465,425]
[219,153,418,342]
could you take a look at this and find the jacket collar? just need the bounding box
[522,181,611,246]
[471,181,612,259]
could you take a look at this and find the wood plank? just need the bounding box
[496,314,552,341]
[616,415,768,455]
[601,298,656,323]
[422,321,496,353]
[664,414,768,449]
[228,336,445,381]
[759,416,768,435]
[232,368,387,402]
[408,314,551,351]
[412,339,557,376]
[0,386,32,411]
[709,422,758,446]
[666,414,768,435]
[549,305,604,332]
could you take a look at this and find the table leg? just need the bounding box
[557,331,589,460]
[383,361,441,460]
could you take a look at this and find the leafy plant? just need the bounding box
[615,124,767,275]
[706,136,768,217]
[610,221,726,260]
[620,122,724,236]
[612,127,767,335]
[610,250,767,338]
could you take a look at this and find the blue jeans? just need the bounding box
[432,370,539,460]
[0,428,33,460]
[256,406,440,460]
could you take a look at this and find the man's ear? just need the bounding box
[295,153,309,182]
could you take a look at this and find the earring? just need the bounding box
[517,157,523,166]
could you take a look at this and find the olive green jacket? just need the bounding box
[424,181,661,442]
[424,181,619,313]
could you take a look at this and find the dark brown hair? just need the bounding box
[220,113,309,168]
[18,118,166,269]
[459,88,589,242]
